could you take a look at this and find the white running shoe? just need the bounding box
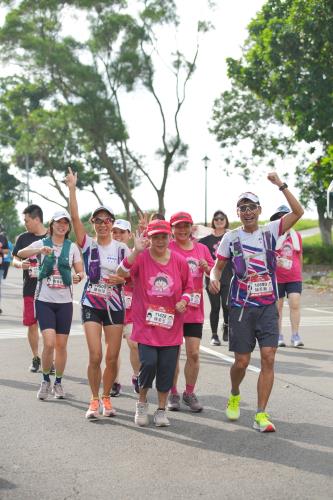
[37,381,52,400]
[52,383,65,399]
[135,402,149,426]
[153,409,170,427]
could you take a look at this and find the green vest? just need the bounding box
[38,237,72,286]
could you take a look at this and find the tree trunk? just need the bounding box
[157,189,165,215]
[317,205,332,246]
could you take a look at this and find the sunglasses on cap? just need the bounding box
[92,216,115,225]
[238,203,259,213]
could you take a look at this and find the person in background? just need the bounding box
[3,239,13,279]
[117,219,193,427]
[168,212,214,413]
[199,210,233,345]
[110,219,140,397]
[270,205,304,348]
[17,210,83,400]
[12,205,47,372]
[0,225,9,314]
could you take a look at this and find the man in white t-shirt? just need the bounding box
[210,172,304,433]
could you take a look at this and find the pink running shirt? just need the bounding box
[128,249,193,346]
[169,240,214,323]
[275,231,303,283]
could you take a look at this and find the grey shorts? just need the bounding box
[229,303,279,353]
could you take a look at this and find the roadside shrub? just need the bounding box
[303,244,333,265]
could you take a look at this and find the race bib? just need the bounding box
[28,263,40,278]
[189,291,201,308]
[145,305,175,329]
[248,274,273,297]
[277,257,292,270]
[46,270,66,289]
[124,291,132,310]
[88,280,111,298]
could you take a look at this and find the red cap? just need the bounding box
[146,219,172,236]
[169,211,193,226]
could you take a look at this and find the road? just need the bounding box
[0,268,333,499]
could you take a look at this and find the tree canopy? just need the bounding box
[0,0,207,217]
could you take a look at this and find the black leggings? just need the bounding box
[206,285,229,335]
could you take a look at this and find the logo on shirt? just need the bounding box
[187,257,200,277]
[149,272,174,296]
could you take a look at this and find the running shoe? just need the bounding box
[253,412,276,433]
[85,399,100,420]
[110,382,121,397]
[134,402,149,426]
[37,380,51,400]
[52,383,65,399]
[101,396,116,417]
[222,324,229,342]
[167,393,181,411]
[29,356,41,373]
[132,376,140,394]
[210,335,221,346]
[154,409,170,427]
[278,335,286,347]
[225,394,240,421]
[182,392,203,412]
[291,334,304,348]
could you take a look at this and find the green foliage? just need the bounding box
[302,243,333,265]
[0,0,208,214]
[293,219,318,231]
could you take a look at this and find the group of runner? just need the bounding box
[8,168,304,433]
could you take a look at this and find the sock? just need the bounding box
[257,408,264,414]
[158,408,165,411]
[43,372,50,382]
[231,391,240,396]
[55,373,62,384]
[170,386,178,395]
[185,384,195,395]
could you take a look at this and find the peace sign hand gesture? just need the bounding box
[133,230,149,253]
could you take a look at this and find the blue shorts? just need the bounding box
[229,303,279,353]
[278,281,302,298]
[35,300,73,335]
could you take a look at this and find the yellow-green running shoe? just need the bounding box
[253,412,276,433]
[225,394,240,420]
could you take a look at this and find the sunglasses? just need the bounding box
[214,216,225,221]
[238,203,259,213]
[92,217,114,225]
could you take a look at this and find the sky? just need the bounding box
[1,0,317,223]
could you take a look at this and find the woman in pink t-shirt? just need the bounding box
[118,219,193,428]
[168,212,214,413]
[270,206,304,348]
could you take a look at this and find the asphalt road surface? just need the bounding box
[0,268,332,499]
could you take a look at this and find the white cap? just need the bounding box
[51,209,71,222]
[237,192,260,206]
[113,219,131,232]
[91,205,115,219]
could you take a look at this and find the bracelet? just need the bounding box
[279,183,288,191]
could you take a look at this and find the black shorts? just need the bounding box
[81,305,124,326]
[35,300,73,335]
[183,323,203,339]
[229,303,279,353]
[278,281,302,298]
[138,344,179,392]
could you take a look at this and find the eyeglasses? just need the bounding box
[92,217,114,225]
[238,203,259,213]
[214,216,225,221]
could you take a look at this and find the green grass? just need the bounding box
[228,218,318,231]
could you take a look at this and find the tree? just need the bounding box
[211,0,333,243]
[0,0,207,216]
[0,160,22,239]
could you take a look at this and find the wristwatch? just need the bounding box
[279,183,288,191]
